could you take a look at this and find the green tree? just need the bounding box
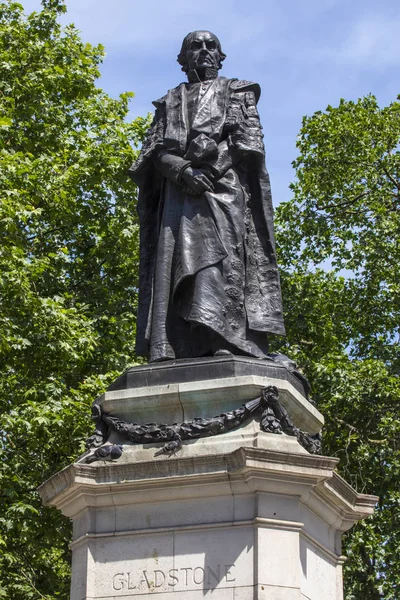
[0,1,149,597]
[274,95,400,599]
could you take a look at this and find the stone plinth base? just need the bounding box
[38,358,376,599]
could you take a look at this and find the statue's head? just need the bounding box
[177,30,226,77]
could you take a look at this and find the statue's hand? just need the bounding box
[182,167,214,195]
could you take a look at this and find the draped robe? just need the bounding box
[129,76,285,362]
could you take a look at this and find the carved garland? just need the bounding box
[85,386,322,463]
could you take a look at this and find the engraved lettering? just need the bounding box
[168,569,179,587]
[180,567,192,586]
[112,564,236,591]
[142,570,153,589]
[113,573,126,591]
[127,572,136,590]
[193,567,205,585]
[224,564,236,583]
[207,564,221,584]
[154,569,165,588]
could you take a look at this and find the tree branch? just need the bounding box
[316,190,371,211]
[382,166,400,192]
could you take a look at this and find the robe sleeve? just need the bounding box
[225,81,265,157]
[202,81,264,180]
[152,149,191,184]
[127,101,167,186]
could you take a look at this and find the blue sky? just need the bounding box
[22,0,400,205]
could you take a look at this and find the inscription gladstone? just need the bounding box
[113,564,236,592]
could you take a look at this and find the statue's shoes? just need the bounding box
[213,349,233,356]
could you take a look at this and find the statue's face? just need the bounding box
[186,31,220,72]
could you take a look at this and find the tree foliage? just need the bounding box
[274,95,400,599]
[0,1,149,597]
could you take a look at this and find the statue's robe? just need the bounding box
[129,76,285,362]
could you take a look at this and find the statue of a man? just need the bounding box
[129,30,285,362]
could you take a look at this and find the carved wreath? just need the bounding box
[84,386,322,463]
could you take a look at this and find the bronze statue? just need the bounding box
[129,31,285,362]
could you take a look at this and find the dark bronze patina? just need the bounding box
[85,386,322,462]
[129,31,285,362]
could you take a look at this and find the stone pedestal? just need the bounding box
[38,357,376,600]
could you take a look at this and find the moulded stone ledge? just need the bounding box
[38,445,376,533]
[90,356,323,438]
[37,357,378,600]
[104,420,310,464]
[95,374,323,436]
[106,355,307,394]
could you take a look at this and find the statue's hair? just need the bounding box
[177,30,226,73]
